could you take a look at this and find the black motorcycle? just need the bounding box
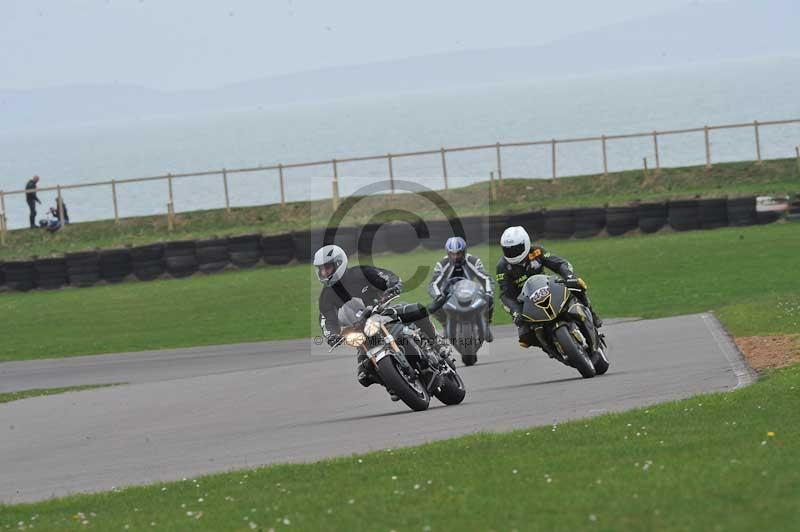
[517,275,610,378]
[440,277,489,366]
[331,296,466,411]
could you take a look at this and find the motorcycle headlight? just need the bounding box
[364,316,382,336]
[345,331,366,347]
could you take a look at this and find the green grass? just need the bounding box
[1,222,798,362]
[1,157,797,261]
[0,384,122,404]
[2,364,798,531]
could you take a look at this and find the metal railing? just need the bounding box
[1,117,799,242]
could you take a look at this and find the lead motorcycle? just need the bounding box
[331,296,466,411]
[518,275,610,378]
[440,276,489,366]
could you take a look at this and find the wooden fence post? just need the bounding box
[495,143,503,181]
[332,159,340,211]
[489,171,497,201]
[653,131,661,172]
[167,173,174,208]
[57,185,65,227]
[167,173,175,230]
[0,191,6,246]
[278,164,286,206]
[440,147,449,190]
[754,121,762,164]
[111,179,120,224]
[601,135,608,176]
[704,125,712,169]
[551,139,557,180]
[222,168,231,213]
[643,157,649,180]
[387,153,395,196]
[795,146,800,176]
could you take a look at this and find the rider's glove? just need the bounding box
[379,285,402,304]
[512,312,527,327]
[427,292,448,313]
[565,276,588,290]
[326,334,343,347]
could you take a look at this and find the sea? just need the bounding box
[1,56,799,229]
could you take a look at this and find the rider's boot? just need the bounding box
[591,308,603,328]
[484,323,494,343]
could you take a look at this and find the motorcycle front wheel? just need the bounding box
[554,326,596,379]
[377,356,431,411]
[434,358,466,405]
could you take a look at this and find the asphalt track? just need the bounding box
[0,313,754,504]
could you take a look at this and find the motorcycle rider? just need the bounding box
[428,236,495,342]
[314,244,449,393]
[496,226,603,350]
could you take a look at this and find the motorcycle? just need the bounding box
[331,296,467,411]
[440,276,489,366]
[517,274,610,378]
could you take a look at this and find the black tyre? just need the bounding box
[638,202,667,234]
[196,238,229,273]
[554,326,595,378]
[668,200,700,231]
[66,251,100,287]
[3,261,36,291]
[376,356,430,411]
[508,211,545,239]
[591,348,610,375]
[573,207,606,239]
[434,362,466,405]
[726,196,757,227]
[698,198,728,230]
[34,257,68,289]
[227,234,262,268]
[261,234,295,265]
[99,249,133,283]
[420,220,456,250]
[606,206,638,236]
[455,322,480,366]
[543,209,575,240]
[164,240,197,278]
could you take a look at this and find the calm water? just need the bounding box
[1,57,799,229]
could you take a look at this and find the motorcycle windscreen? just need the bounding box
[519,275,568,323]
[337,298,366,328]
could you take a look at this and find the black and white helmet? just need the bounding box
[500,226,531,265]
[313,245,348,287]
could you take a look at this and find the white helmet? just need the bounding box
[313,244,348,287]
[500,226,531,265]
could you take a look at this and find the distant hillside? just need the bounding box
[2,0,797,130]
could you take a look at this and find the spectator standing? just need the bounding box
[25,175,41,228]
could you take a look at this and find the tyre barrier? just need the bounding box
[66,251,101,287]
[384,222,421,254]
[164,240,197,278]
[3,261,36,291]
[457,215,488,245]
[0,196,789,293]
[508,211,545,239]
[99,248,133,283]
[606,206,638,236]
[488,214,512,242]
[196,238,229,273]
[131,243,165,281]
[325,225,358,256]
[420,219,456,250]
[292,230,315,263]
[573,207,606,239]
[639,202,668,234]
[698,198,728,230]
[34,257,69,289]
[668,200,700,232]
[543,209,575,240]
[227,233,262,269]
[261,233,295,265]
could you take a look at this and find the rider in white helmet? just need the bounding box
[496,226,602,346]
[314,244,449,390]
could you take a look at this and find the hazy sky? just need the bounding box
[2,0,700,91]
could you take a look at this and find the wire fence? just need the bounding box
[1,117,799,240]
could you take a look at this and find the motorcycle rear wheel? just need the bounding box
[554,326,596,379]
[377,356,431,411]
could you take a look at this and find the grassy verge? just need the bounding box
[1,222,797,362]
[0,157,797,261]
[2,365,798,530]
[0,384,122,404]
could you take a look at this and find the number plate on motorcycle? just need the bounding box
[531,286,551,303]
